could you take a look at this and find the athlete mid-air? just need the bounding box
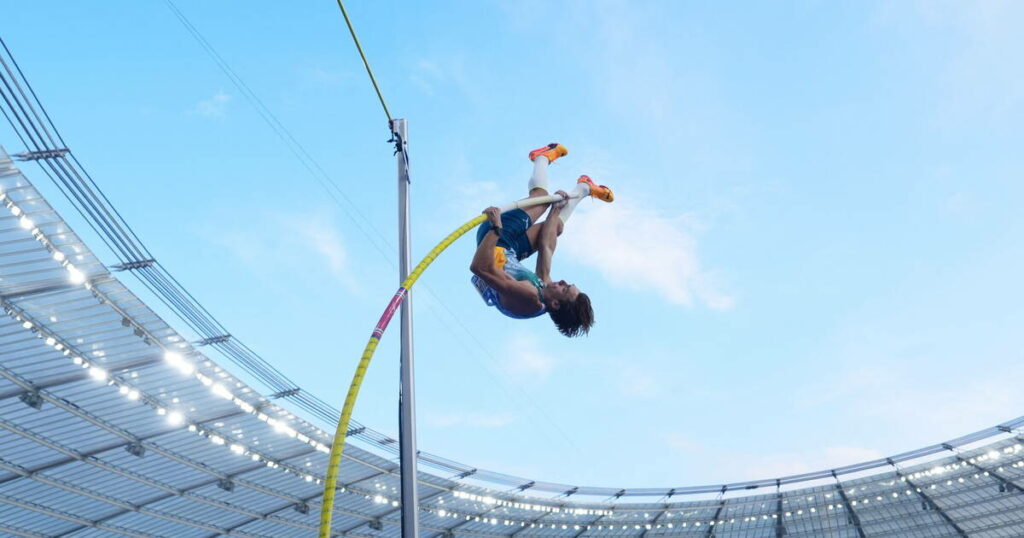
[470,143,614,337]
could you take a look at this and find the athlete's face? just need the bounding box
[547,280,580,307]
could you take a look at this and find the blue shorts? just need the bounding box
[475,209,535,260]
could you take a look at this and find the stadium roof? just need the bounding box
[2,146,1024,538]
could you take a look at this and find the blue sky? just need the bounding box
[3,1,1024,489]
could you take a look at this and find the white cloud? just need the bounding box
[616,365,664,399]
[664,428,884,481]
[712,445,885,481]
[499,332,557,381]
[732,445,886,480]
[408,54,484,106]
[666,433,701,453]
[451,178,503,218]
[578,1,743,163]
[941,4,1024,126]
[205,209,358,293]
[562,200,734,310]
[823,446,886,466]
[880,1,1024,127]
[282,215,355,290]
[943,191,972,217]
[188,91,231,118]
[305,66,346,87]
[410,60,444,95]
[856,376,1018,440]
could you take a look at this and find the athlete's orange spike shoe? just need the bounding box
[577,175,614,202]
[528,143,569,163]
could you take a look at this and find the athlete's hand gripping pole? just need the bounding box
[318,192,578,536]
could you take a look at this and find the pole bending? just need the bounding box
[318,143,614,536]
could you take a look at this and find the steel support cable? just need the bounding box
[136,269,303,397]
[1,38,157,260]
[146,271,239,346]
[151,264,233,331]
[40,157,140,260]
[136,267,229,339]
[130,267,227,340]
[49,154,148,260]
[0,78,137,263]
[5,44,483,440]
[130,267,219,334]
[0,164,118,273]
[0,86,41,155]
[0,53,147,262]
[0,49,59,151]
[0,101,30,149]
[139,267,224,336]
[0,37,231,294]
[1,42,151,280]
[0,65,44,149]
[218,339,296,393]
[224,339,301,392]
[3,36,366,408]
[318,193,576,536]
[0,58,141,263]
[215,346,288,395]
[131,258,305,392]
[161,0,396,262]
[0,101,130,264]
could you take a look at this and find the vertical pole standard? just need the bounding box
[393,118,420,536]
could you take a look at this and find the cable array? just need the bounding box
[0,36,348,440]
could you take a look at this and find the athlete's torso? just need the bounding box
[471,247,546,319]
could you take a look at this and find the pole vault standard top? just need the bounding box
[318,191,579,537]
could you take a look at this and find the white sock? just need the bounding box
[558,183,590,224]
[528,157,550,193]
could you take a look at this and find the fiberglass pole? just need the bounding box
[393,118,420,536]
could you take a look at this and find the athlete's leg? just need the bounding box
[557,181,591,225]
[523,143,567,222]
[524,218,562,250]
[524,181,588,248]
[560,174,613,224]
[525,175,613,246]
[522,159,552,219]
[528,156,550,196]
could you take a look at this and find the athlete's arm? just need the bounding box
[471,231,534,301]
[470,231,501,277]
[534,193,566,283]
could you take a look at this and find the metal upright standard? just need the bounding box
[394,118,420,536]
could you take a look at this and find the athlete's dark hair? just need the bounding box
[548,292,594,338]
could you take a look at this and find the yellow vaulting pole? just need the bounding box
[319,193,576,536]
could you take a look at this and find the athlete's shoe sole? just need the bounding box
[577,175,614,202]
[529,143,569,163]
